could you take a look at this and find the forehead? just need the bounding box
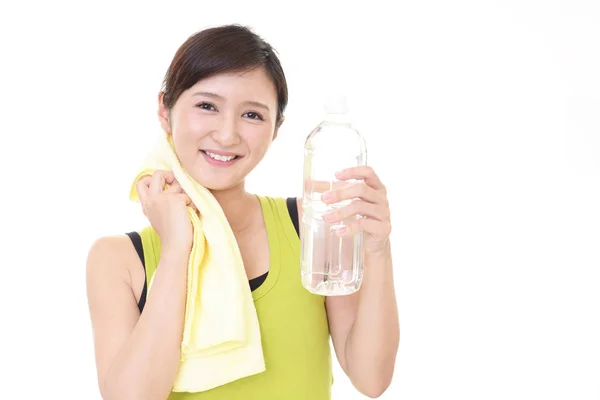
[185,68,277,102]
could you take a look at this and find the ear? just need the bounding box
[157,92,171,134]
[273,116,285,141]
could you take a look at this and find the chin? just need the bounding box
[188,165,249,192]
[204,180,243,192]
[187,172,242,191]
[181,150,255,191]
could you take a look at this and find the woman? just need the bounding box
[86,24,399,400]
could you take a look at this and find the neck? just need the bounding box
[209,181,257,233]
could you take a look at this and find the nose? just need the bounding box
[211,113,241,147]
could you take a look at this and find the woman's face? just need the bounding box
[158,67,281,191]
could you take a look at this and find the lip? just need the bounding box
[200,149,243,157]
[200,149,242,167]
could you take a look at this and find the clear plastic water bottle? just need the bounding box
[300,95,367,296]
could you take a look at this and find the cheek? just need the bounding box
[173,111,211,141]
[244,127,274,154]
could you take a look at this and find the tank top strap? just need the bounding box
[256,196,300,256]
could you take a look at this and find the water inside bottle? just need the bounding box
[301,177,365,296]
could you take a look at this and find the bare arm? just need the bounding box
[326,244,399,398]
[86,235,189,400]
[297,165,400,398]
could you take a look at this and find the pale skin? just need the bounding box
[86,67,399,400]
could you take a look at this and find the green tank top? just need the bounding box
[138,196,333,399]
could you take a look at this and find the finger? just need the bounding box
[149,170,175,195]
[335,166,384,190]
[161,170,176,184]
[336,218,391,239]
[323,200,389,223]
[136,176,151,203]
[322,182,381,205]
[177,193,193,207]
[178,191,198,212]
[149,171,165,195]
[304,179,334,194]
[165,179,183,193]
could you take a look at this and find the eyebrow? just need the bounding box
[192,91,271,113]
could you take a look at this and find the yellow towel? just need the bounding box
[128,133,265,392]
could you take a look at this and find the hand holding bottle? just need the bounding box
[321,166,392,256]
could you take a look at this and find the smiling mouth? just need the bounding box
[200,150,242,164]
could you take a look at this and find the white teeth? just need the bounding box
[204,151,236,162]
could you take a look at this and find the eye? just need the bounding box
[196,102,216,111]
[244,111,264,121]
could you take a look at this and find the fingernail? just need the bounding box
[322,191,333,201]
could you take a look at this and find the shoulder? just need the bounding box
[256,195,300,218]
[86,234,143,289]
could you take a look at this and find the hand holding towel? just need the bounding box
[129,134,265,392]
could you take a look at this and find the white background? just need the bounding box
[1,0,599,399]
